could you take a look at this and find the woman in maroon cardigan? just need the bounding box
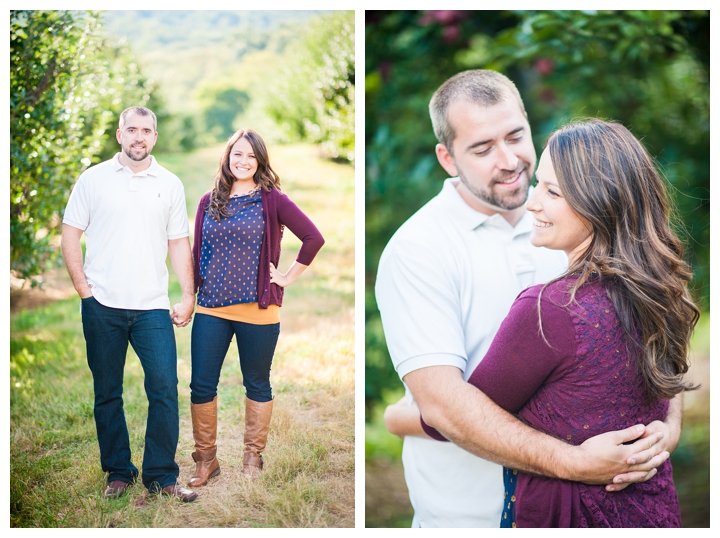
[187,129,324,486]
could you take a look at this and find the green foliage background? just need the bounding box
[365,9,710,415]
[10,10,355,283]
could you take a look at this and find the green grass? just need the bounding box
[10,142,355,528]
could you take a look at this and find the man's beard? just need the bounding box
[457,164,531,211]
[124,144,149,162]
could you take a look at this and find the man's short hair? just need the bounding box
[429,70,526,154]
[118,106,157,132]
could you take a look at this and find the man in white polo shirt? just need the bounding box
[61,106,197,502]
[375,70,680,527]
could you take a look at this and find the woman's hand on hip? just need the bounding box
[269,262,289,288]
[269,261,309,288]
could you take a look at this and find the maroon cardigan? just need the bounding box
[192,188,324,309]
[422,278,678,527]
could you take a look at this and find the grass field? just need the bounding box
[10,143,355,528]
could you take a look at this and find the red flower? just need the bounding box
[539,88,557,102]
[534,58,555,76]
[443,25,461,43]
[379,61,392,81]
[419,10,467,26]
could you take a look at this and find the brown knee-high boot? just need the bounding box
[188,396,221,487]
[243,397,273,479]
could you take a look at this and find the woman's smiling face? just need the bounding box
[229,136,258,182]
[526,149,594,264]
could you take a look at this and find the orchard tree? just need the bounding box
[10,10,152,282]
[198,84,250,141]
[264,11,355,162]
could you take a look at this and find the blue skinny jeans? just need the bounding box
[190,312,280,405]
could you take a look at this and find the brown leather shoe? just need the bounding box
[160,484,198,502]
[104,480,131,499]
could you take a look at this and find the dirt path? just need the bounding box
[10,269,77,313]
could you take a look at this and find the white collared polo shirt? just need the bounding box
[63,153,189,310]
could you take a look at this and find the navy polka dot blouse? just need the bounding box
[197,191,264,308]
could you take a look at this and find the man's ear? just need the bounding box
[436,143,458,177]
[116,129,122,144]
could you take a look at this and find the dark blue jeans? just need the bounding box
[81,296,179,492]
[190,313,280,405]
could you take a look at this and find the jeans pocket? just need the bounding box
[80,295,95,313]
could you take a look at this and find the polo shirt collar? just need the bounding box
[112,153,160,176]
[440,178,533,234]
[440,178,490,230]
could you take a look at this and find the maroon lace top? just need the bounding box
[470,277,680,527]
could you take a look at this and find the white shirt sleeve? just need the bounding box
[375,236,468,380]
[166,178,189,240]
[62,174,90,231]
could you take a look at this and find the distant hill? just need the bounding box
[100,10,320,50]
[99,10,324,112]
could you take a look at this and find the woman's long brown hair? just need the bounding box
[543,119,699,400]
[207,129,281,221]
